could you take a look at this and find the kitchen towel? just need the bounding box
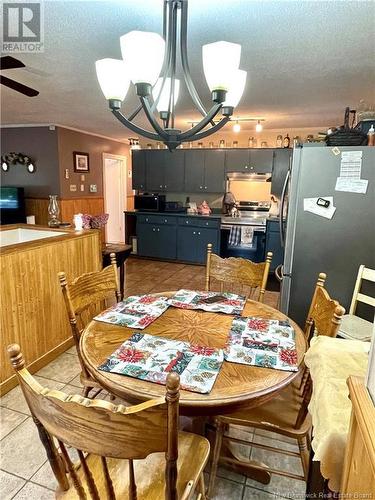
[240,226,254,246]
[228,225,241,246]
[94,294,169,329]
[167,289,246,315]
[98,332,224,394]
[224,316,298,371]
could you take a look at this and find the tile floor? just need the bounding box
[1,258,305,499]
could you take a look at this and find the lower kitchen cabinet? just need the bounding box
[177,226,219,264]
[266,219,284,272]
[135,213,220,264]
[137,223,177,260]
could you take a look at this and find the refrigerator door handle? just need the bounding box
[279,168,290,248]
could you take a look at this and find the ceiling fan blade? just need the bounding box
[0,56,25,70]
[0,75,39,97]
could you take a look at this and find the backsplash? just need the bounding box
[165,193,224,209]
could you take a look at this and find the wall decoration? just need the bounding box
[1,152,36,173]
[73,151,90,172]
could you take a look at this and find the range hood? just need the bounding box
[227,172,272,182]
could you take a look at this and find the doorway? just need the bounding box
[103,153,127,243]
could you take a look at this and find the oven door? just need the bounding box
[220,224,266,262]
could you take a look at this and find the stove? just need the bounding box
[221,200,270,228]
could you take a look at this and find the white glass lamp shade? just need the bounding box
[120,31,165,85]
[152,78,180,112]
[223,70,247,108]
[95,59,130,101]
[203,41,241,91]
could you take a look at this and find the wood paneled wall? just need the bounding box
[1,229,101,394]
[25,197,105,227]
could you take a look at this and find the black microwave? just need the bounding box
[134,194,166,212]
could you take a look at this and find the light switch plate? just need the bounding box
[70,184,77,192]
[65,169,69,179]
[89,184,97,193]
[80,184,84,192]
[80,174,85,181]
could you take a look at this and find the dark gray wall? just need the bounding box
[1,127,60,197]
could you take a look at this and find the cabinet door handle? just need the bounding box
[164,185,167,189]
[185,220,189,224]
[146,218,149,222]
[157,228,160,232]
[245,165,248,169]
[160,184,163,188]
[250,166,254,170]
[152,228,155,231]
[204,186,207,190]
[193,231,196,235]
[199,186,203,189]
[164,219,167,223]
[198,231,201,235]
[206,222,209,226]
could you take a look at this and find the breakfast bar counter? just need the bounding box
[0,224,102,395]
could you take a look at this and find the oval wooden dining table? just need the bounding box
[80,292,307,417]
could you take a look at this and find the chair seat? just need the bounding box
[56,431,209,499]
[338,314,373,342]
[219,383,311,437]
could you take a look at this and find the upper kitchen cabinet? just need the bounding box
[184,150,205,192]
[203,150,225,192]
[184,150,225,193]
[145,150,185,192]
[225,149,250,172]
[249,150,275,173]
[225,149,275,174]
[131,150,147,190]
[271,149,292,198]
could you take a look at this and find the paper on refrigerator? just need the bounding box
[340,151,362,179]
[303,197,336,219]
[335,177,368,194]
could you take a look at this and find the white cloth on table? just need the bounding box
[304,336,370,492]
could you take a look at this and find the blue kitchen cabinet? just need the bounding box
[266,219,284,272]
[177,218,220,264]
[137,218,177,260]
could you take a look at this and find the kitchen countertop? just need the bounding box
[124,210,222,219]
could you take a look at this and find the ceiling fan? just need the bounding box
[0,56,39,97]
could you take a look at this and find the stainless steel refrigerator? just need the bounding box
[280,144,375,327]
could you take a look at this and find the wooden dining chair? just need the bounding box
[8,343,209,500]
[59,253,121,398]
[205,243,273,302]
[338,265,375,342]
[207,272,345,498]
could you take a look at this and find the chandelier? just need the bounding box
[95,0,247,150]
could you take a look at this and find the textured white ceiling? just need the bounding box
[1,0,374,140]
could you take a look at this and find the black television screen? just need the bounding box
[0,187,26,224]
[0,187,20,209]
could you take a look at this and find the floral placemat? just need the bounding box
[167,289,246,315]
[224,317,298,372]
[98,333,224,394]
[94,295,169,330]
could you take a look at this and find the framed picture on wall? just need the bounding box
[73,152,90,172]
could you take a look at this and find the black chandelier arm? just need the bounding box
[185,116,231,142]
[179,0,209,120]
[178,103,222,140]
[140,97,170,139]
[111,109,162,141]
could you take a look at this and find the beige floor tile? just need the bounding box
[60,384,87,397]
[67,374,83,388]
[246,473,306,499]
[249,446,304,477]
[0,377,65,416]
[35,353,81,383]
[252,431,299,453]
[0,407,28,440]
[208,476,244,499]
[30,461,58,491]
[64,346,77,355]
[243,486,277,499]
[0,470,26,500]
[12,481,54,499]
[0,418,47,479]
